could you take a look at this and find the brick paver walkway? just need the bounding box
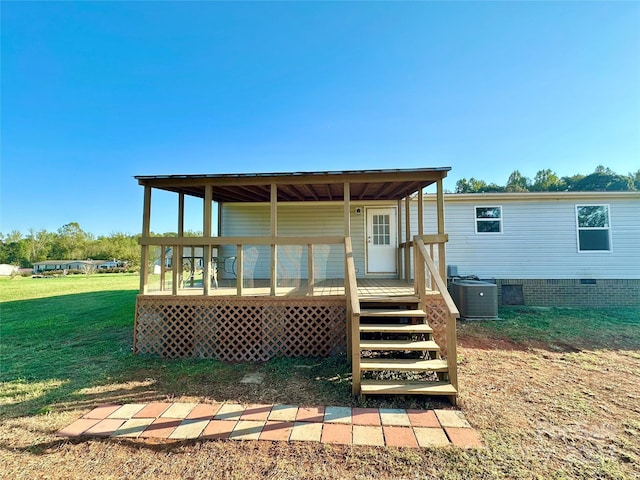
[57,402,483,449]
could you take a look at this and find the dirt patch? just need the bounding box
[459,334,584,354]
[456,330,640,479]
[458,334,530,352]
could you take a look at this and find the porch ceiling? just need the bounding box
[135,167,450,203]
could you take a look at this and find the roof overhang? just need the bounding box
[135,167,451,203]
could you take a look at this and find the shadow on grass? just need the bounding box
[0,436,215,456]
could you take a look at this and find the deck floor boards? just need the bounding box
[145,278,419,298]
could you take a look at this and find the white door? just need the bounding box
[366,208,397,273]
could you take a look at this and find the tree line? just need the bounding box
[0,222,202,269]
[2,165,637,268]
[0,223,140,269]
[455,166,640,193]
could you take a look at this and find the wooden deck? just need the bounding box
[145,277,419,298]
[134,169,457,400]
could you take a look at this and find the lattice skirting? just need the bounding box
[134,296,347,361]
[425,294,449,358]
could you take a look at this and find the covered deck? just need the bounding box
[135,168,452,296]
[133,168,459,400]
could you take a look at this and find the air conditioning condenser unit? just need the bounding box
[450,280,498,319]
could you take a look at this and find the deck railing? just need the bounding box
[399,233,449,284]
[413,235,459,391]
[344,237,361,394]
[138,235,345,296]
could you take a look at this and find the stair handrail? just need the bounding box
[413,235,459,392]
[344,237,361,395]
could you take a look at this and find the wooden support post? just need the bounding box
[345,246,351,363]
[139,185,151,294]
[203,185,213,295]
[404,195,411,283]
[436,178,446,281]
[172,245,179,295]
[270,183,277,296]
[418,188,424,237]
[176,192,185,294]
[202,249,210,294]
[160,246,166,291]
[413,243,419,296]
[344,182,350,288]
[429,244,435,290]
[446,313,458,393]
[345,237,360,394]
[350,309,360,395]
[414,237,427,311]
[397,199,402,280]
[190,249,195,288]
[343,183,351,237]
[307,243,314,296]
[415,190,424,294]
[236,244,243,296]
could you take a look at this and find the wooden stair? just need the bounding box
[361,380,457,395]
[356,295,457,403]
[359,323,433,334]
[360,358,448,372]
[360,339,440,351]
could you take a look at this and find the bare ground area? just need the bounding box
[455,330,640,479]
[2,334,638,480]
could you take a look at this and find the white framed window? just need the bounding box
[371,214,391,245]
[475,206,502,234]
[576,204,611,252]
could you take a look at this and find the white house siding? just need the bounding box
[220,202,400,279]
[221,193,640,283]
[421,193,640,280]
[220,193,639,306]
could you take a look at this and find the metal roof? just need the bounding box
[32,260,108,265]
[135,167,451,202]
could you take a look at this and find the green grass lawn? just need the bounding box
[0,274,353,419]
[1,274,139,416]
[1,274,639,479]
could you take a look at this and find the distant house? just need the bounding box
[97,260,126,269]
[421,191,640,308]
[32,260,112,273]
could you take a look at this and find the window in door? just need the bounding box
[372,214,391,245]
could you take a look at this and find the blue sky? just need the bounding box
[2,1,639,236]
